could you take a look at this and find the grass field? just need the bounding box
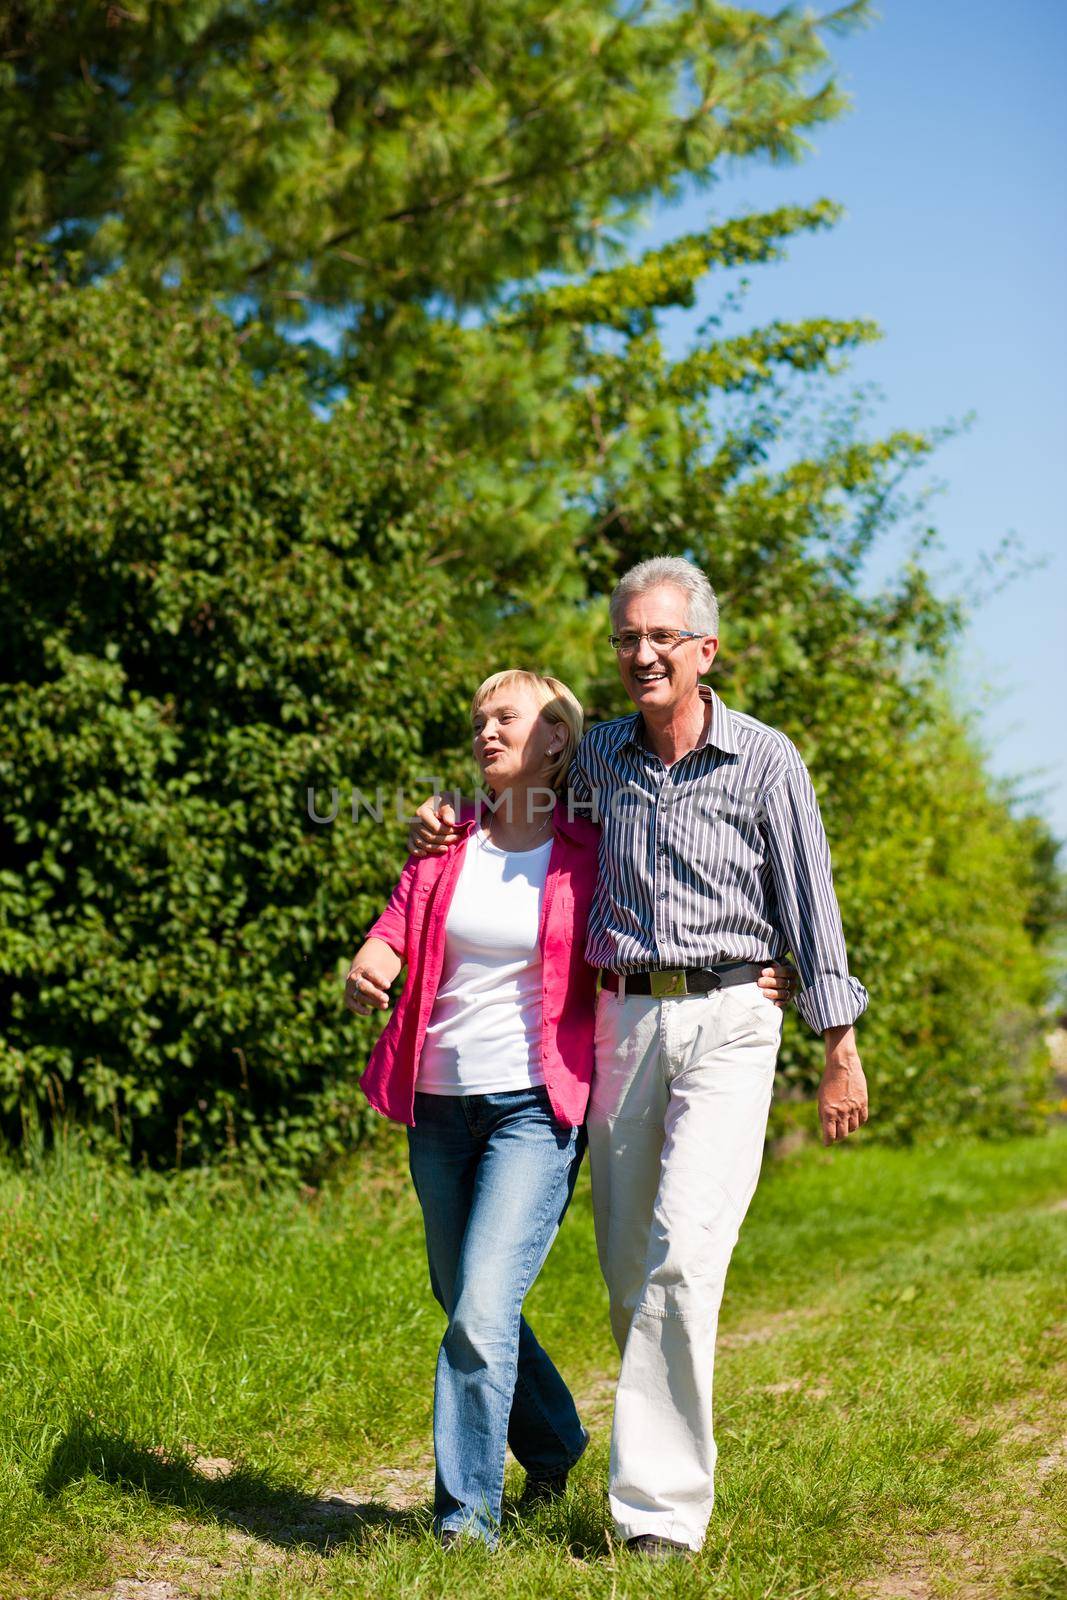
[1,1126,1064,1600]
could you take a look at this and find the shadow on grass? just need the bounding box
[500,1478,614,1563]
[39,1414,430,1555]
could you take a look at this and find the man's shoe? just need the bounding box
[625,1534,690,1562]
[520,1426,589,1508]
[519,1466,570,1506]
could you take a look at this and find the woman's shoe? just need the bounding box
[518,1465,570,1506]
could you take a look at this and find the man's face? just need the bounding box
[614,583,718,716]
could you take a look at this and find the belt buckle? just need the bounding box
[649,968,686,998]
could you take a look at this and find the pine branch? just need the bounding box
[669,318,881,398]
[500,202,843,328]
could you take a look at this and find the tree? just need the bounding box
[2,0,870,330]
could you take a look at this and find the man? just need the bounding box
[411,556,868,1561]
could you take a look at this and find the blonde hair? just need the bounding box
[470,670,584,795]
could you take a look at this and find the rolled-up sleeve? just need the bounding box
[366,854,418,958]
[760,765,869,1033]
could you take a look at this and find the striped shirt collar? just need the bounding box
[622,683,739,758]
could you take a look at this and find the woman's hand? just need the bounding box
[344,938,403,1016]
[757,961,799,1009]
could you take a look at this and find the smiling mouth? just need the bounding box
[633,670,668,685]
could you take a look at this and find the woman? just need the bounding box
[345,669,597,1549]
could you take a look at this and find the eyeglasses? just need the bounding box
[609,628,707,655]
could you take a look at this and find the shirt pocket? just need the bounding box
[407,882,434,952]
[550,880,577,948]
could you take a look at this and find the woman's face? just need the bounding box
[472,683,563,790]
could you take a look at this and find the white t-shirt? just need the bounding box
[416,828,552,1096]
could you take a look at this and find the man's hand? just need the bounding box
[408,797,462,857]
[817,1025,869,1145]
[344,938,403,1016]
[757,962,798,1009]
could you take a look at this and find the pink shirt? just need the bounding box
[359,804,600,1128]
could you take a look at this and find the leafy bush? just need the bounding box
[0,254,469,1171]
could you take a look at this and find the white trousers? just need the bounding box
[587,982,782,1551]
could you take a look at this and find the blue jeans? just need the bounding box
[407,1087,588,1545]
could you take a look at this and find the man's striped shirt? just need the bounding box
[568,688,868,1034]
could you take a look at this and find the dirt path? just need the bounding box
[852,1371,1067,1600]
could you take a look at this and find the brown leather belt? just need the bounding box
[600,962,765,998]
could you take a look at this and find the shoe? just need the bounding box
[625,1533,690,1562]
[520,1426,589,1507]
[439,1526,495,1552]
[519,1465,570,1506]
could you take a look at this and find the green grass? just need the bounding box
[1,1127,1064,1599]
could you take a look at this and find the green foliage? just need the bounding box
[502,203,847,330]
[0,248,1054,1164]
[0,253,472,1171]
[1,1,871,329]
[0,0,1058,1165]
[794,712,1054,1139]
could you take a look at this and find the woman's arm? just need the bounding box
[344,937,403,1016]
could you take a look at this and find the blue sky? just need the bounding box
[630,0,1067,834]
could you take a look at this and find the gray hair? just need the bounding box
[609,556,719,637]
